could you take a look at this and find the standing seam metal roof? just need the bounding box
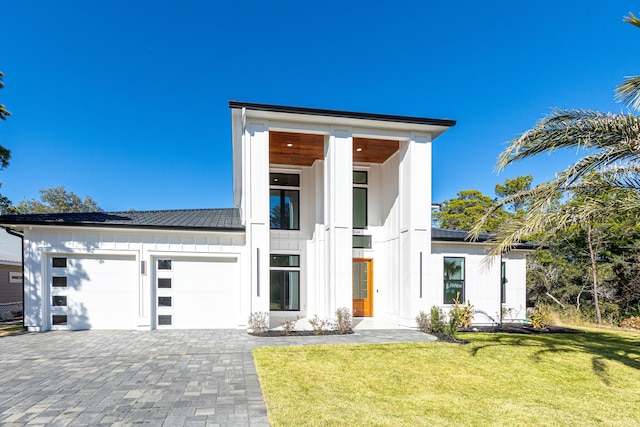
[0,208,244,231]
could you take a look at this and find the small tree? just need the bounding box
[9,186,102,214]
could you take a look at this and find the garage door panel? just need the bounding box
[51,255,138,330]
[157,257,240,329]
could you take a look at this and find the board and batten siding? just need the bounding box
[22,226,246,331]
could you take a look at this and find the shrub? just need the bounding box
[529,307,549,329]
[452,296,474,329]
[620,316,640,330]
[447,306,461,338]
[248,312,269,335]
[308,315,331,335]
[335,307,353,334]
[416,310,430,333]
[600,302,621,325]
[280,316,299,336]
[430,306,446,334]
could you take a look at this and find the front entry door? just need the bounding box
[353,259,373,317]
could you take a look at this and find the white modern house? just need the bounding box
[0,102,531,331]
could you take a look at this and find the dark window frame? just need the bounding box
[443,256,465,304]
[158,315,172,326]
[52,315,67,325]
[52,257,67,268]
[52,295,68,306]
[158,278,172,289]
[353,170,368,229]
[352,235,372,249]
[269,254,301,311]
[52,276,67,287]
[158,296,172,307]
[157,259,172,270]
[269,172,300,230]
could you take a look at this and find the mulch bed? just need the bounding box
[249,324,583,340]
[250,329,355,337]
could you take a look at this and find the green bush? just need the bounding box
[451,295,474,329]
[600,302,621,325]
[529,307,549,329]
[430,306,446,334]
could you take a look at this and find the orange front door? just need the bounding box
[352,259,373,317]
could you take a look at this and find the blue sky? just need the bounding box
[0,1,637,211]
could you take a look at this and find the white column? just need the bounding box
[243,122,270,317]
[398,133,432,320]
[323,128,353,317]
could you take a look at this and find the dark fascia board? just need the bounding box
[0,220,245,233]
[432,228,537,250]
[229,101,456,128]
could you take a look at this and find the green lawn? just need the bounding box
[253,329,640,426]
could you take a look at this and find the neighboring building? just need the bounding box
[0,228,22,305]
[0,102,531,331]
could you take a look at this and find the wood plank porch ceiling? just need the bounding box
[269,131,399,166]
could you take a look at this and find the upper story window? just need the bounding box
[444,257,465,304]
[353,171,368,229]
[270,173,300,230]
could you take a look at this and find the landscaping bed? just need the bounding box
[249,329,354,337]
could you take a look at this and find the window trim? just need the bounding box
[353,170,368,230]
[443,256,465,304]
[269,172,301,230]
[269,253,301,311]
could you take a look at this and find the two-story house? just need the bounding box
[0,102,530,331]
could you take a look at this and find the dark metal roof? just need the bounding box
[229,101,457,128]
[432,227,537,250]
[0,208,244,232]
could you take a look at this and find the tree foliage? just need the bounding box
[472,13,640,324]
[494,175,533,213]
[433,189,510,233]
[0,71,12,209]
[9,186,102,214]
[0,71,10,122]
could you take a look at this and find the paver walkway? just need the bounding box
[0,328,435,426]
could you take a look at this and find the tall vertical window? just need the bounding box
[270,254,300,311]
[501,261,507,304]
[353,170,368,229]
[444,257,465,303]
[270,173,300,230]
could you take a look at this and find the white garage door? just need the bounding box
[49,254,138,330]
[154,257,240,329]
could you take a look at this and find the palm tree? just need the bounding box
[476,12,640,248]
[472,13,640,324]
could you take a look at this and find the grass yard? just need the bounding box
[253,328,640,426]
[0,323,24,337]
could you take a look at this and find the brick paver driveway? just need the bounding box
[0,329,435,426]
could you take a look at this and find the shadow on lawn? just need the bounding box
[469,330,640,383]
